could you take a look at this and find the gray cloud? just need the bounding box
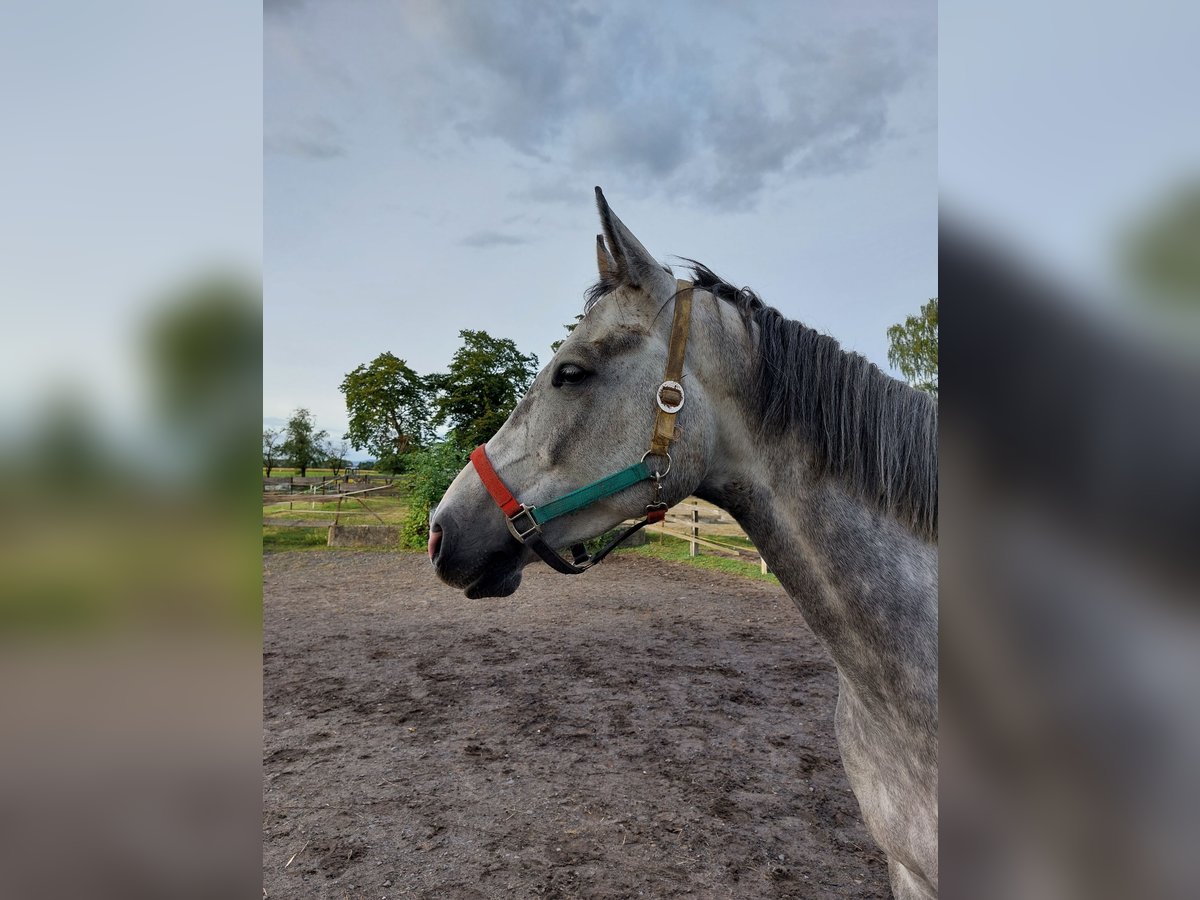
[694,30,912,207]
[264,115,345,159]
[263,0,306,17]
[272,1,931,208]
[459,230,531,248]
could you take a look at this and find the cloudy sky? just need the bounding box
[265,0,936,451]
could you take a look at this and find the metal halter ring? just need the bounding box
[656,380,685,414]
[640,450,672,479]
[505,506,541,543]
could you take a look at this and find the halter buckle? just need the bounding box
[656,380,685,414]
[505,506,541,543]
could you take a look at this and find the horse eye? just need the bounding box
[553,363,590,386]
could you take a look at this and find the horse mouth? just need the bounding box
[433,545,525,599]
[463,566,524,599]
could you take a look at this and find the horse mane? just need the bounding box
[584,262,938,540]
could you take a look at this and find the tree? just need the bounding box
[144,272,260,497]
[1121,183,1200,310]
[280,408,327,477]
[550,315,584,353]
[324,438,350,479]
[263,428,281,477]
[340,352,431,473]
[429,330,539,449]
[887,298,938,397]
[399,440,472,549]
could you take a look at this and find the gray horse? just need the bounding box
[432,189,938,898]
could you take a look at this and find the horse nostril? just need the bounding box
[428,522,443,562]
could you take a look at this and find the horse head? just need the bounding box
[430,188,721,598]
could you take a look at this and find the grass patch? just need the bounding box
[262,523,424,554]
[262,526,328,552]
[263,490,414,552]
[620,531,777,583]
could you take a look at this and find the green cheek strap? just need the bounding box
[530,460,655,525]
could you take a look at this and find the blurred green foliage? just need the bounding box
[2,271,262,635]
[1122,182,1200,311]
[145,273,262,502]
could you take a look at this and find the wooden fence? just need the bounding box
[263,474,397,494]
[649,498,770,575]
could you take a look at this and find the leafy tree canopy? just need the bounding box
[323,437,351,478]
[399,440,472,549]
[430,330,539,449]
[887,297,938,397]
[550,314,584,353]
[340,352,431,473]
[1122,184,1200,310]
[280,407,327,477]
[263,427,281,476]
[145,273,260,495]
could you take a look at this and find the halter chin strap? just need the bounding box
[471,279,694,574]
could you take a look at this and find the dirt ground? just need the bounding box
[263,550,889,899]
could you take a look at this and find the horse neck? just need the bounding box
[692,313,937,717]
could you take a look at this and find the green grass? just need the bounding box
[620,532,777,583]
[263,480,415,551]
[262,526,329,551]
[691,532,756,551]
[261,525,424,554]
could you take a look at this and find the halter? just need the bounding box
[470,279,694,575]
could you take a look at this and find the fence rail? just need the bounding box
[263,474,398,494]
[648,499,770,575]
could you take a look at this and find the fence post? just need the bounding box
[760,556,769,575]
[690,507,699,557]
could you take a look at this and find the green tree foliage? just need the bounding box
[399,440,471,549]
[27,387,112,492]
[887,298,938,397]
[1122,183,1200,310]
[145,273,261,497]
[280,408,327,477]
[430,330,539,449]
[339,352,431,473]
[323,438,350,479]
[263,428,281,477]
[550,314,584,353]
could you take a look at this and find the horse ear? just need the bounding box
[596,234,616,279]
[594,187,674,295]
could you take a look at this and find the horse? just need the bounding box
[431,188,938,898]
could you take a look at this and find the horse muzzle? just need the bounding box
[429,508,525,598]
